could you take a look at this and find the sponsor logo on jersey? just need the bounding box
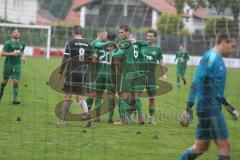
[75,42,88,47]
[145,55,153,61]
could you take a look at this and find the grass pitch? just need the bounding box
[0,57,239,160]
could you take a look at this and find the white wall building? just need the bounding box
[182,4,209,34]
[0,0,38,24]
[70,0,177,29]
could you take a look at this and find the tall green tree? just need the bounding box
[157,13,185,35]
[205,16,235,37]
[208,0,239,36]
[175,0,185,14]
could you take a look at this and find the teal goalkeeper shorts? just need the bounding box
[196,112,228,140]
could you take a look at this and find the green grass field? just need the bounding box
[0,57,239,160]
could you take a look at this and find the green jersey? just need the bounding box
[175,51,189,65]
[91,39,113,74]
[113,39,148,77]
[91,39,107,57]
[3,39,25,65]
[140,45,163,72]
[117,38,140,78]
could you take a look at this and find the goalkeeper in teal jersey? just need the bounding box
[0,28,26,104]
[175,44,189,88]
[133,29,167,124]
[89,32,117,123]
[179,30,238,160]
[113,25,147,125]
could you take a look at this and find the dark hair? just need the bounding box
[107,31,116,41]
[97,29,106,33]
[11,27,19,33]
[147,29,157,37]
[178,44,184,47]
[120,25,131,32]
[216,30,236,44]
[72,25,82,35]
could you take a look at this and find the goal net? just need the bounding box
[0,23,51,59]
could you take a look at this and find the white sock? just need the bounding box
[79,100,88,113]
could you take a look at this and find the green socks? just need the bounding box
[13,83,19,101]
[119,99,128,118]
[86,98,94,110]
[95,98,101,118]
[108,98,115,119]
[135,98,142,117]
[149,107,155,116]
[0,82,6,94]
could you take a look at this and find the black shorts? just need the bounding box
[62,70,86,95]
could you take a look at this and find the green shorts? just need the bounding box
[177,64,187,76]
[3,63,21,80]
[94,71,115,94]
[119,71,146,93]
[85,73,96,93]
[85,63,98,93]
[132,72,157,96]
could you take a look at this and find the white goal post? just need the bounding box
[0,23,51,59]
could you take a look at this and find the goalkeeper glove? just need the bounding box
[222,98,239,121]
[179,102,194,127]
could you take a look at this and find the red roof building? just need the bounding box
[65,0,210,32]
[140,0,176,14]
[36,9,57,25]
[65,0,93,25]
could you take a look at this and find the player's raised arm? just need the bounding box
[119,39,132,50]
[135,40,149,47]
[92,40,108,49]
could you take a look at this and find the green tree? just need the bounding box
[175,0,185,14]
[205,16,235,37]
[208,0,239,36]
[157,13,185,35]
[38,0,73,19]
[174,0,206,13]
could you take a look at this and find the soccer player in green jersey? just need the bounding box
[85,30,108,116]
[89,31,117,123]
[136,29,167,124]
[113,25,145,125]
[175,44,189,88]
[0,28,26,104]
